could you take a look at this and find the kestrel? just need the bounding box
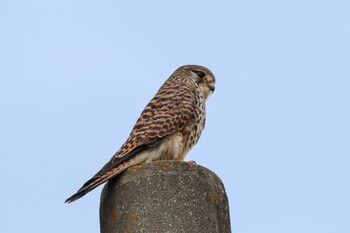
[65,65,215,203]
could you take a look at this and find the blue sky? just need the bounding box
[1,1,349,232]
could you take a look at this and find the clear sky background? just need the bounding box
[1,1,349,232]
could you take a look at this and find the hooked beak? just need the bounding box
[209,84,215,93]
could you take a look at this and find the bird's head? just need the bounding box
[175,65,216,99]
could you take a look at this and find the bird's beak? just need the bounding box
[209,84,215,93]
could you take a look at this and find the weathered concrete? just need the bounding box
[100,160,231,233]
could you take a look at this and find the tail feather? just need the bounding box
[65,143,152,203]
[65,166,124,203]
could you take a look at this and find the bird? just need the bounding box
[65,65,215,203]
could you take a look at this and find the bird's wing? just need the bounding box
[65,82,197,203]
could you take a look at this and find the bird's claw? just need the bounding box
[187,160,197,165]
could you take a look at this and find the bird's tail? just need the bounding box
[65,165,124,203]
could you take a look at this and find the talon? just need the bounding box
[187,160,196,165]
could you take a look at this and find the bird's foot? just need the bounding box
[187,160,197,165]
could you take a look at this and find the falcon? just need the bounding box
[65,65,215,203]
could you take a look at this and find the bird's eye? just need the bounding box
[194,70,205,78]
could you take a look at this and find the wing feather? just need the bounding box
[65,81,198,203]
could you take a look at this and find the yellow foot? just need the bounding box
[187,160,197,165]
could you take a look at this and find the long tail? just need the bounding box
[65,144,152,203]
[65,165,125,203]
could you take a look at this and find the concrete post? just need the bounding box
[100,160,231,233]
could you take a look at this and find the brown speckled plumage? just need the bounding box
[65,65,215,203]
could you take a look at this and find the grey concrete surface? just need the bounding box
[100,160,231,233]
